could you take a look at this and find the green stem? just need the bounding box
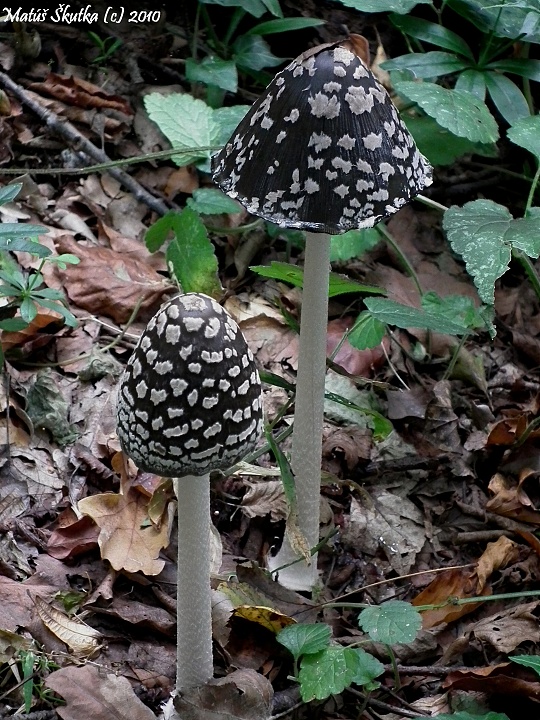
[513,248,540,302]
[442,332,469,381]
[386,645,401,691]
[222,8,246,48]
[200,4,225,55]
[524,161,540,215]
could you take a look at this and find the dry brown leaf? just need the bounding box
[327,317,387,376]
[78,481,172,575]
[487,473,540,524]
[241,480,287,522]
[34,595,101,657]
[55,235,171,323]
[443,664,540,703]
[46,664,156,720]
[473,600,540,653]
[169,668,273,720]
[29,74,133,114]
[47,515,99,560]
[476,535,520,589]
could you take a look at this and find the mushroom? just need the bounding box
[212,35,432,590]
[116,293,264,693]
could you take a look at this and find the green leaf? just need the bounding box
[364,297,471,335]
[403,115,497,166]
[0,236,51,257]
[330,228,380,262]
[246,17,325,34]
[487,58,540,82]
[383,52,468,79]
[233,34,284,71]
[446,0,540,43]
[165,208,222,297]
[260,0,283,16]
[443,199,540,304]
[395,81,498,143]
[0,223,49,238]
[145,212,175,252]
[185,56,238,93]
[510,655,540,676]
[0,183,22,205]
[19,297,37,324]
[454,69,487,99]
[250,261,385,297]
[421,292,489,331]
[299,646,383,701]
[211,105,251,147]
[358,601,422,644]
[348,311,386,350]
[200,0,267,17]
[186,188,242,215]
[331,0,430,14]
[389,14,475,59]
[35,298,78,328]
[507,114,540,159]
[0,317,28,331]
[483,71,530,124]
[47,253,80,269]
[277,624,332,662]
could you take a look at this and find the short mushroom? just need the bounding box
[116,293,263,693]
[212,35,432,590]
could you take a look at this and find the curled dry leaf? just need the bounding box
[473,600,540,653]
[55,235,171,323]
[487,472,540,524]
[34,595,101,657]
[241,479,287,522]
[29,74,133,114]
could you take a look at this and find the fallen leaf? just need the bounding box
[34,595,101,657]
[487,473,540,524]
[46,664,156,720]
[473,600,540,653]
[241,480,287,522]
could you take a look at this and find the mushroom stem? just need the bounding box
[269,232,331,591]
[175,473,213,690]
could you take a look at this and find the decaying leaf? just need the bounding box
[46,664,156,720]
[241,480,287,522]
[34,595,101,657]
[77,481,173,575]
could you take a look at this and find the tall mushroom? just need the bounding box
[116,293,263,692]
[212,35,432,590]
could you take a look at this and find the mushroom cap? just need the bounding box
[116,293,263,477]
[212,35,432,235]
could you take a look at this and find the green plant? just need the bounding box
[188,0,324,106]
[0,184,79,368]
[276,600,421,701]
[12,650,61,712]
[87,31,122,65]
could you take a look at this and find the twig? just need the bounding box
[0,71,169,217]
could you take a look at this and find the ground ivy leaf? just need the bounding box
[443,199,540,304]
[348,311,386,350]
[404,115,496,166]
[364,297,470,335]
[332,0,430,13]
[185,56,238,93]
[510,654,540,675]
[330,228,380,262]
[276,624,331,663]
[395,81,499,143]
[299,646,383,701]
[358,601,422,644]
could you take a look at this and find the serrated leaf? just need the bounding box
[389,14,475,59]
[483,71,530,125]
[185,56,238,93]
[250,261,384,297]
[403,115,496,166]
[443,199,540,304]
[276,623,332,662]
[383,52,468,79]
[329,228,380,262]
[507,115,540,159]
[421,292,488,331]
[358,601,422,644]
[396,81,498,143]
[332,0,430,14]
[510,654,540,676]
[246,17,325,34]
[165,208,222,297]
[299,646,384,701]
[187,188,242,215]
[364,297,470,335]
[145,93,214,166]
[348,311,386,350]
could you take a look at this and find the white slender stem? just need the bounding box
[269,232,331,591]
[175,474,213,690]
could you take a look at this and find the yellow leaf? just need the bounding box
[233,605,296,633]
